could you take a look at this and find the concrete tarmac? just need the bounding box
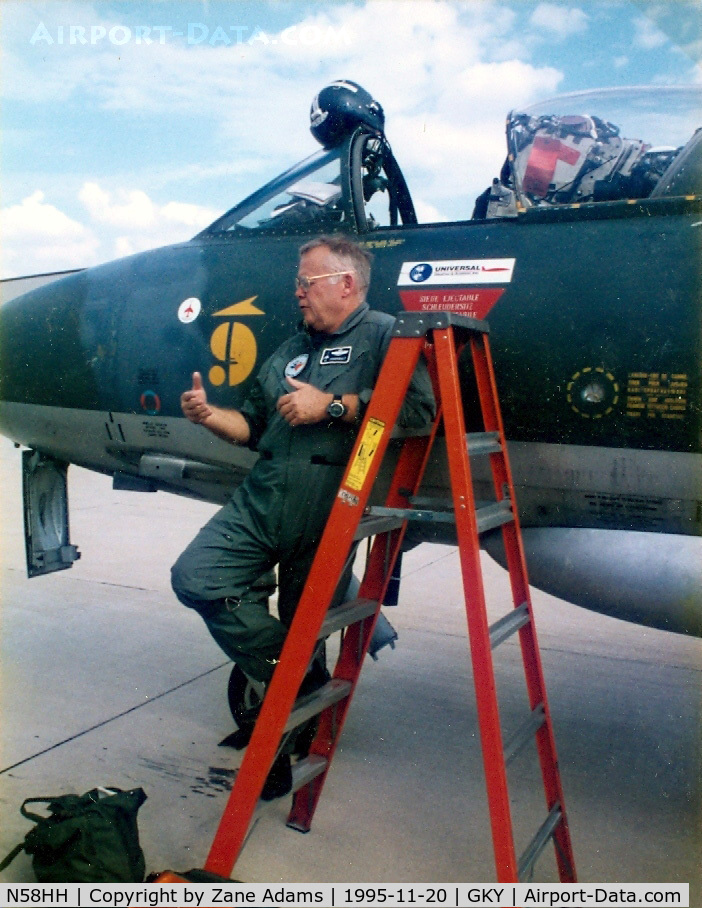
[0,436,700,890]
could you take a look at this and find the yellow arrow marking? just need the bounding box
[212,297,264,317]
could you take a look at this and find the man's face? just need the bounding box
[295,246,355,334]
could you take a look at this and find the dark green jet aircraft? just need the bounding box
[1,83,700,635]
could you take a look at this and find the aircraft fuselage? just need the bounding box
[1,196,700,535]
[1,99,701,634]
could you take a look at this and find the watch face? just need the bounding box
[327,398,346,418]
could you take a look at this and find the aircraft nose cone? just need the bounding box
[0,272,99,413]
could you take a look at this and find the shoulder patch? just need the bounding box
[285,354,309,379]
[320,346,352,365]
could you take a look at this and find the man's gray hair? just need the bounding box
[299,235,373,294]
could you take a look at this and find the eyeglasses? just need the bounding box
[295,271,353,292]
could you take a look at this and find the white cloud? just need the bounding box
[529,4,589,40]
[4,2,564,155]
[79,183,157,229]
[0,191,100,276]
[3,190,83,240]
[112,235,154,258]
[80,182,220,260]
[52,1,562,216]
[108,195,222,259]
[149,160,270,191]
[0,184,220,278]
[1,1,569,265]
[161,200,220,229]
[633,15,668,50]
[388,59,562,215]
[79,181,217,225]
[1,2,123,103]
[412,198,449,224]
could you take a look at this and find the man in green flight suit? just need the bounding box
[171,235,435,736]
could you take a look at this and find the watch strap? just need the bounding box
[327,394,347,419]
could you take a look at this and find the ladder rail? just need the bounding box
[432,326,520,881]
[471,334,577,882]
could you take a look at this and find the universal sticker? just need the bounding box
[396,258,516,319]
[397,259,516,286]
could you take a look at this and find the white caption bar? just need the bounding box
[0,882,690,908]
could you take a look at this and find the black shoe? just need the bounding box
[261,754,292,801]
[219,699,261,749]
[218,726,254,749]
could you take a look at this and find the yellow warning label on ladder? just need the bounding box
[345,417,385,491]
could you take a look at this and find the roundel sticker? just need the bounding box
[140,390,161,415]
[285,354,309,379]
[178,297,201,323]
[409,263,433,283]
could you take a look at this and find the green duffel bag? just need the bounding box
[0,787,147,883]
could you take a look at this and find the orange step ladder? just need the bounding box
[174,311,577,884]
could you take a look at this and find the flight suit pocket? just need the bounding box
[313,340,373,394]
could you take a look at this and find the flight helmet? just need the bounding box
[310,80,385,148]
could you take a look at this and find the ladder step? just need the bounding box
[365,499,513,534]
[518,803,563,882]
[489,602,530,649]
[365,505,455,525]
[504,704,546,765]
[291,754,329,791]
[320,598,378,637]
[284,756,333,832]
[254,755,329,820]
[354,513,405,540]
[466,431,502,456]
[476,499,513,534]
[284,680,352,735]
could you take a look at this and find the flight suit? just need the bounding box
[171,302,435,682]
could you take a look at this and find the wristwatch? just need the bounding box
[327,394,347,420]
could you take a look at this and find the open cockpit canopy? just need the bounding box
[478,86,702,218]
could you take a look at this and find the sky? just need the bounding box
[1,0,701,279]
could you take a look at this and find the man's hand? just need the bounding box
[181,372,213,425]
[277,378,331,426]
[180,372,251,444]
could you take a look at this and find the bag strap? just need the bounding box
[19,797,65,825]
[0,842,26,873]
[0,797,68,871]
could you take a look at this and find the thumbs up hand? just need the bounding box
[181,371,212,424]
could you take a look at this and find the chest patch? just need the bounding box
[320,346,352,365]
[284,354,309,379]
